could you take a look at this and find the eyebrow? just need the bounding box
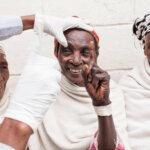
[67,41,91,49]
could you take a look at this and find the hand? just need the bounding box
[81,44,111,106]
[36,14,93,47]
[4,17,61,131]
[82,63,111,106]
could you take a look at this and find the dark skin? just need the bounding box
[58,29,116,150]
[0,53,9,99]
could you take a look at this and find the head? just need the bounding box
[55,28,99,86]
[0,46,9,99]
[133,13,150,63]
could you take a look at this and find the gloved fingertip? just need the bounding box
[55,32,68,47]
[60,41,68,47]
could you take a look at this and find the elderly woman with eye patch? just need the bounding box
[119,14,150,150]
[0,15,130,150]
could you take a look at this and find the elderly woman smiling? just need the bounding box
[0,16,129,150]
[119,14,150,150]
[26,22,129,149]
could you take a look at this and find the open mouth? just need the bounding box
[69,68,82,73]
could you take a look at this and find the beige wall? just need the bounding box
[0,0,149,90]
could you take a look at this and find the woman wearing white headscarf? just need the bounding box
[119,13,150,150]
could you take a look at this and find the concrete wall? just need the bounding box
[0,0,149,91]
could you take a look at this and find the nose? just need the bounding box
[71,52,82,66]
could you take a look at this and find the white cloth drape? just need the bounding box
[28,75,129,150]
[0,87,11,123]
[119,56,150,150]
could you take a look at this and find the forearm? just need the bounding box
[21,15,35,31]
[0,118,32,150]
[0,15,35,41]
[97,115,116,150]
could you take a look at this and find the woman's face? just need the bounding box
[58,29,98,86]
[144,33,150,63]
[0,54,9,99]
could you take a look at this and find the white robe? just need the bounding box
[119,56,150,150]
[0,87,11,123]
[28,75,129,150]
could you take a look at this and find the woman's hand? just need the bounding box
[82,63,111,106]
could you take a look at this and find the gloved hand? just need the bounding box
[5,16,61,131]
[36,14,93,47]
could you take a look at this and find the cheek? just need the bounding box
[0,70,9,82]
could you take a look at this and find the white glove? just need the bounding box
[36,14,93,47]
[5,16,61,131]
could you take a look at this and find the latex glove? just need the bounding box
[36,14,93,47]
[5,16,61,131]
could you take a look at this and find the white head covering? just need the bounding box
[0,44,6,55]
[133,13,150,48]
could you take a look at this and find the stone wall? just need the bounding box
[0,0,149,91]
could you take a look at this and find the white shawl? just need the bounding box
[119,56,150,150]
[0,87,11,123]
[28,75,129,150]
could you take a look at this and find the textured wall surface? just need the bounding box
[0,0,149,90]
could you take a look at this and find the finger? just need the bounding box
[82,64,90,82]
[87,61,94,82]
[95,72,110,82]
[55,31,68,47]
[77,22,93,31]
[91,75,100,90]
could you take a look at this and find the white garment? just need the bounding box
[0,87,11,124]
[0,16,23,40]
[119,56,150,150]
[28,75,129,150]
[5,18,61,131]
[0,143,15,150]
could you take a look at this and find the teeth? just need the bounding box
[70,69,82,73]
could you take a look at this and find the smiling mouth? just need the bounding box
[69,68,82,73]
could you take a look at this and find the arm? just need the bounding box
[0,15,35,41]
[97,116,116,150]
[82,62,116,150]
[21,15,35,31]
[0,119,32,150]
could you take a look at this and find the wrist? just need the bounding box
[21,15,35,30]
[94,103,112,116]
[92,99,111,106]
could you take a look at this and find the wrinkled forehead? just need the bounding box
[64,29,95,44]
[54,28,99,57]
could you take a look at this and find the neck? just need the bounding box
[75,82,85,87]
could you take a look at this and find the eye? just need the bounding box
[62,48,72,55]
[0,65,8,70]
[80,48,90,57]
